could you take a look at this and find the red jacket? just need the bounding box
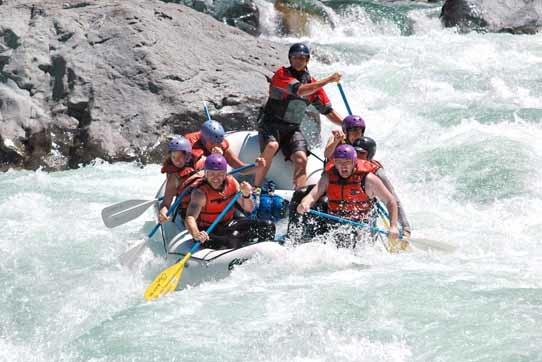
[263,66,332,125]
[185,131,230,169]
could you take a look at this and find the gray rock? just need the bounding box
[440,0,542,34]
[0,0,288,171]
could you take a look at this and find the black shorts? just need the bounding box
[258,118,308,161]
[206,218,276,250]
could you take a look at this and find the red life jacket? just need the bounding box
[325,163,374,222]
[263,66,332,125]
[160,159,197,195]
[369,159,383,171]
[195,175,238,228]
[185,131,230,169]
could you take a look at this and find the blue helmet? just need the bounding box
[168,135,192,162]
[168,135,192,153]
[200,120,225,145]
[288,43,310,58]
[204,153,228,171]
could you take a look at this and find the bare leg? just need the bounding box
[291,150,308,189]
[254,141,279,187]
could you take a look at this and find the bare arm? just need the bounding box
[161,174,178,210]
[297,73,341,97]
[184,189,207,241]
[297,175,329,214]
[324,129,345,159]
[223,148,245,169]
[364,173,398,235]
[236,180,254,213]
[375,168,410,231]
[223,148,265,175]
[159,174,179,224]
[325,110,343,126]
[324,135,337,160]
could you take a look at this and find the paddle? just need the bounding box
[118,188,188,267]
[102,197,164,228]
[373,202,456,253]
[337,83,353,116]
[203,101,212,121]
[104,102,210,229]
[144,192,242,301]
[118,163,256,267]
[335,85,451,252]
[375,202,391,228]
[308,209,456,253]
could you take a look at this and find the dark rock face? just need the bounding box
[164,0,261,35]
[0,0,287,171]
[219,0,260,36]
[441,0,542,34]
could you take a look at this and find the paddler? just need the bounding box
[185,154,276,249]
[254,42,344,192]
[295,144,402,248]
[323,115,366,160]
[158,135,197,224]
[184,119,265,171]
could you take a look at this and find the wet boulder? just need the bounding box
[441,0,542,34]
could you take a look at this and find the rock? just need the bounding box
[219,0,260,36]
[163,0,260,35]
[0,0,287,171]
[440,0,542,34]
[274,0,336,36]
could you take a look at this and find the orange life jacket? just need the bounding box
[325,163,374,222]
[185,131,230,170]
[368,159,383,171]
[195,175,238,228]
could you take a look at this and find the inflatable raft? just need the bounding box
[150,130,324,289]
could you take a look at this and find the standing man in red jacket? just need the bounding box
[254,43,344,191]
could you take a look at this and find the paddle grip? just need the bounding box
[203,102,212,122]
[230,162,256,174]
[337,83,353,116]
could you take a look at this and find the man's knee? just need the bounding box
[292,151,307,166]
[265,141,279,154]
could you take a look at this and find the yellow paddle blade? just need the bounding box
[388,238,412,253]
[144,253,191,301]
